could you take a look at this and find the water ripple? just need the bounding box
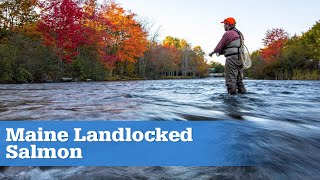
[1,79,320,179]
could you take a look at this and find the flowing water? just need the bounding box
[0,79,320,180]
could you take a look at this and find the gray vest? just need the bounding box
[223,38,241,57]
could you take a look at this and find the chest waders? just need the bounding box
[223,28,247,95]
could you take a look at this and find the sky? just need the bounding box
[116,0,320,64]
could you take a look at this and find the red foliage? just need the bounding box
[263,28,288,46]
[261,28,288,63]
[38,0,89,63]
[37,0,147,68]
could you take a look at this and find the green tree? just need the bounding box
[210,61,224,73]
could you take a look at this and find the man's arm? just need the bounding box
[209,31,236,57]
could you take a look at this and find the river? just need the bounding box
[0,78,319,179]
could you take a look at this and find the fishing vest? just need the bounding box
[223,28,243,58]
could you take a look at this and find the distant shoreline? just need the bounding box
[0,76,208,85]
[1,77,320,85]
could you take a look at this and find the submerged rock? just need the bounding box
[124,94,134,98]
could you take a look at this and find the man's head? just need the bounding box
[221,17,236,31]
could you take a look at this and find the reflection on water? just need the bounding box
[0,79,320,179]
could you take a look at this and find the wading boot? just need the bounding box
[238,86,247,94]
[227,85,237,95]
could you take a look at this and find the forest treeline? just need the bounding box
[1,0,319,83]
[247,22,320,80]
[0,0,209,83]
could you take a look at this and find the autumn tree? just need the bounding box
[163,36,181,48]
[163,36,196,76]
[136,19,161,77]
[146,36,209,78]
[0,0,38,30]
[0,0,39,41]
[261,28,288,63]
[100,1,148,73]
[191,46,209,77]
[81,0,115,70]
[38,0,90,62]
[147,44,180,77]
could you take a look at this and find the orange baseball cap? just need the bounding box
[221,17,236,25]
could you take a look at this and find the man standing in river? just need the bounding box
[209,17,247,95]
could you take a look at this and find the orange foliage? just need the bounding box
[100,2,148,65]
[29,0,37,5]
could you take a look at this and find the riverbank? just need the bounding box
[105,76,202,81]
[2,75,320,84]
[0,76,207,84]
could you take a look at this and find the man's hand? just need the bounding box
[209,52,214,57]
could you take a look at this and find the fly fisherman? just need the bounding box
[209,17,247,95]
